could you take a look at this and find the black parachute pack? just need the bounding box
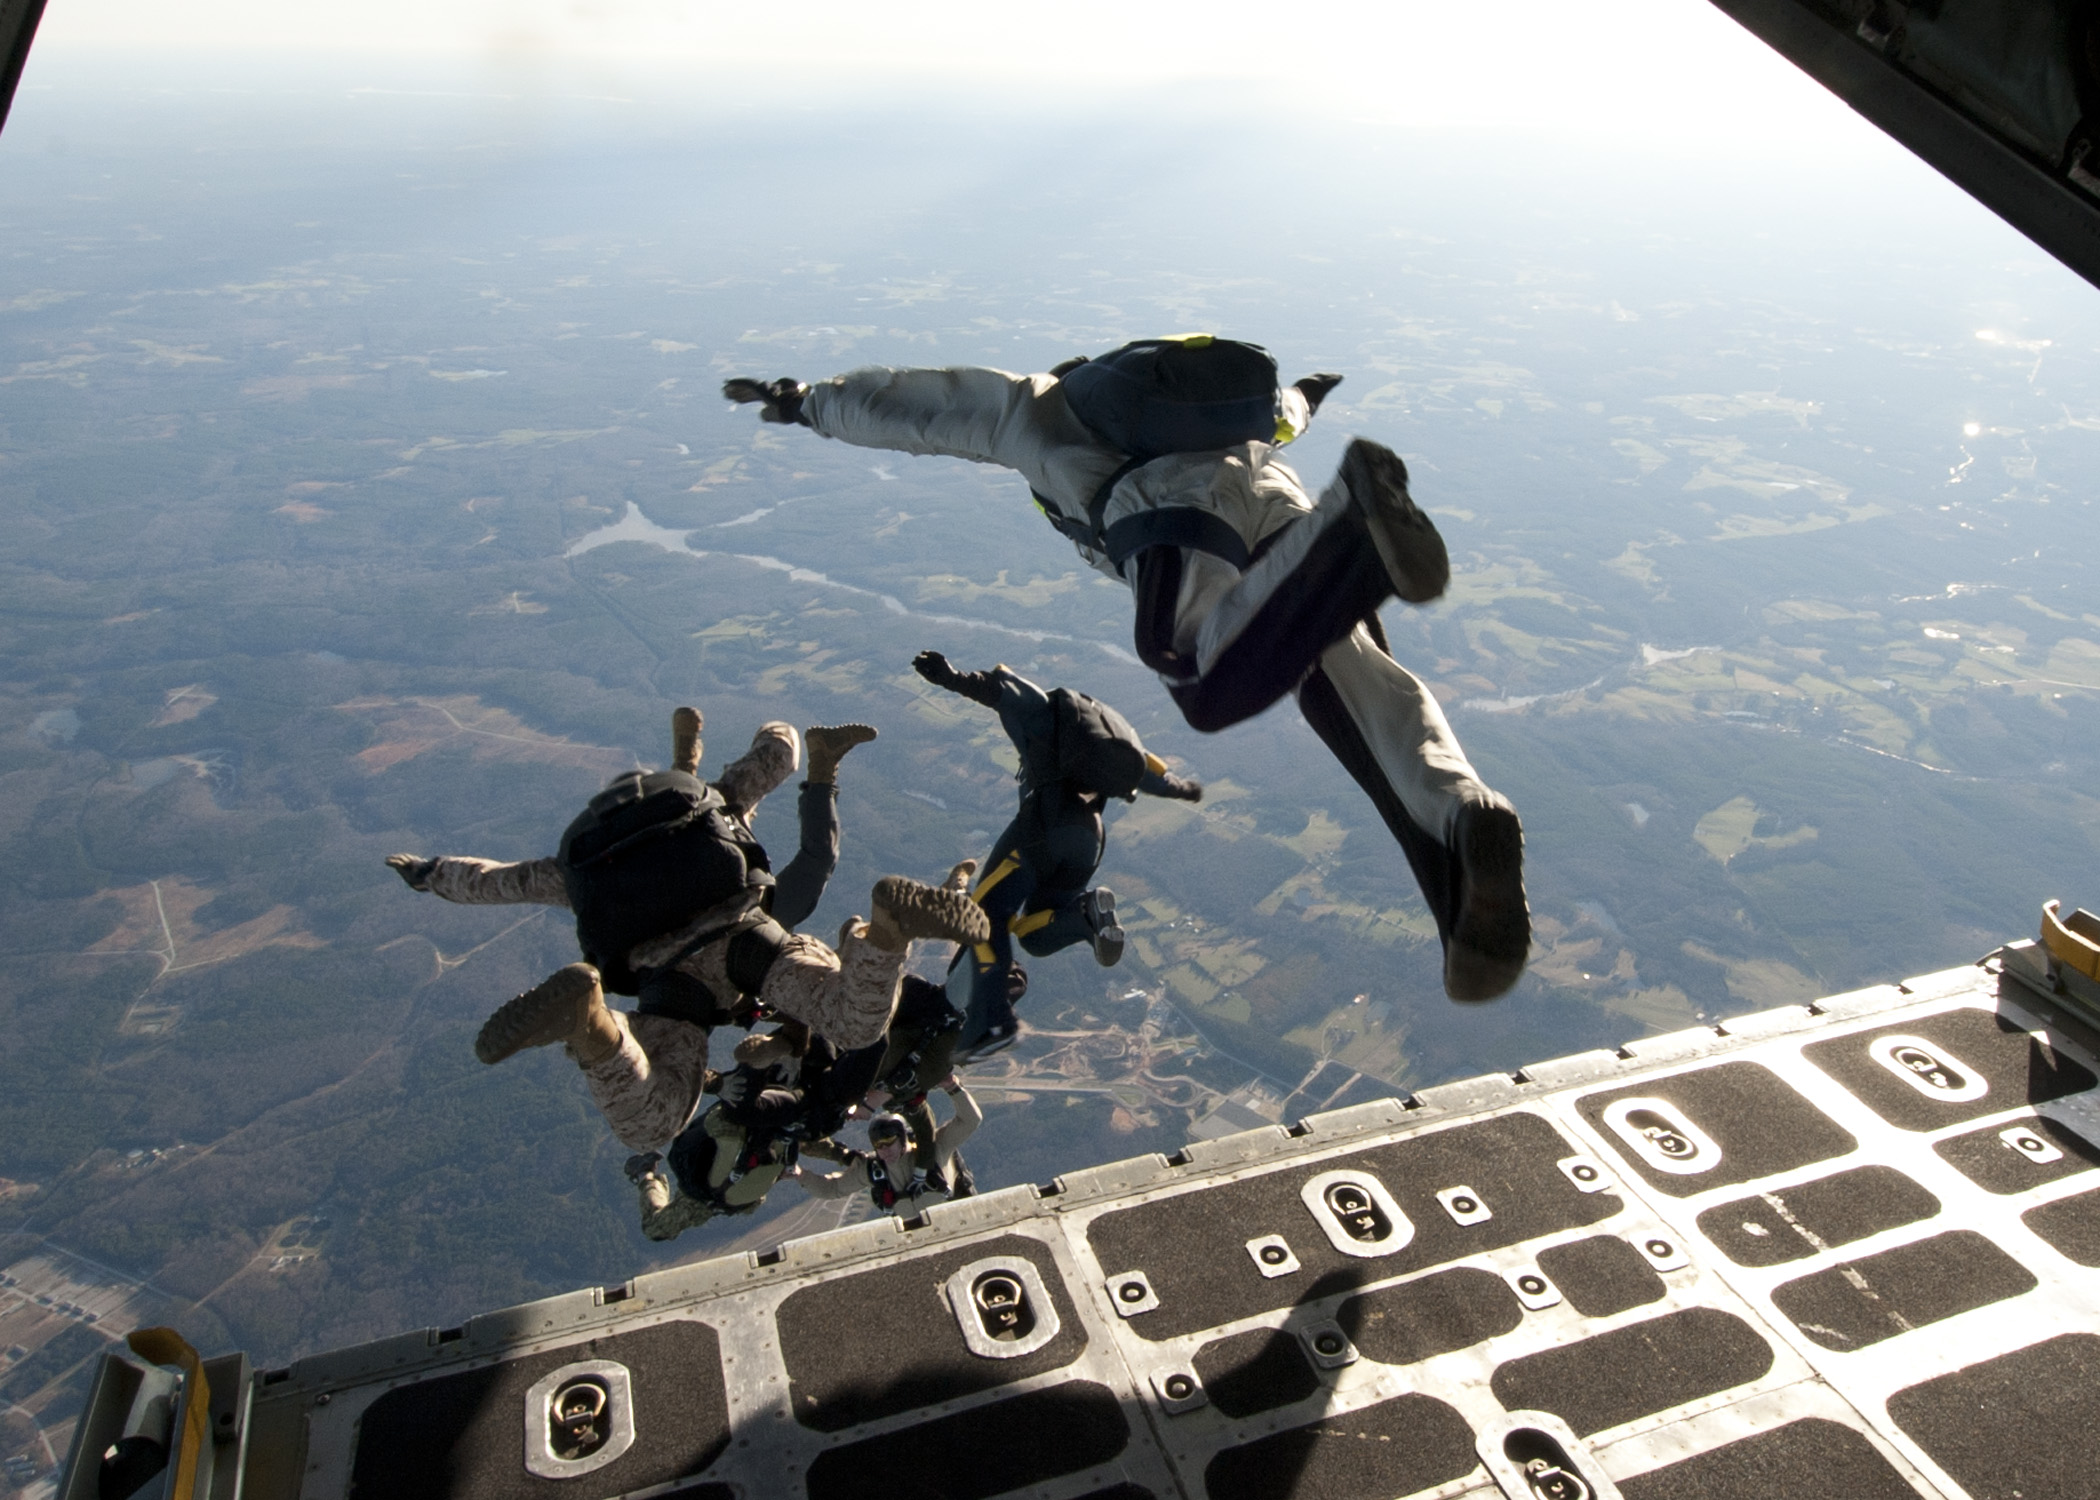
[1059,335,1280,459]
[557,768,769,995]
[1048,687,1150,801]
[1042,335,1282,569]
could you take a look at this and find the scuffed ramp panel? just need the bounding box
[230,949,2100,1499]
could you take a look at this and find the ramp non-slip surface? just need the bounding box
[1533,1233,1666,1316]
[348,1320,730,1500]
[1617,1418,1919,1500]
[1085,1110,1619,1340]
[1694,1164,1941,1267]
[1335,1265,1522,1365]
[236,956,2100,1500]
[803,1380,1128,1500]
[1801,1006,2095,1131]
[2023,1182,2100,1265]
[1488,1307,1775,1437]
[1771,1230,2038,1351]
[1191,1328,1317,1419]
[1577,1061,1857,1195]
[1888,1333,2100,1500]
[775,1233,1083,1432]
[1200,1391,1477,1500]
[1933,1111,2100,1193]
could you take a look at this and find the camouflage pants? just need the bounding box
[426,853,569,907]
[755,927,905,1051]
[715,721,799,819]
[583,927,904,1150]
[585,1012,715,1153]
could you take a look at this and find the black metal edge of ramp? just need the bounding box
[0,0,49,136]
[1707,0,2100,295]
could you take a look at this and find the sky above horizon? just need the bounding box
[25,0,1871,153]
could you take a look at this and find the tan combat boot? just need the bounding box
[671,706,704,774]
[804,723,877,784]
[474,963,621,1066]
[864,876,993,953]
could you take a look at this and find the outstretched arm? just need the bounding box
[722,377,811,426]
[799,366,1055,468]
[727,364,1124,546]
[912,650,1001,709]
[792,1157,866,1200]
[387,854,571,907]
[930,1080,983,1176]
[1136,755,1204,802]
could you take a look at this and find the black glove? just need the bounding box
[912,650,1000,707]
[912,649,960,687]
[1292,373,1342,416]
[1157,772,1204,803]
[623,1152,661,1184]
[385,854,436,891]
[723,376,812,426]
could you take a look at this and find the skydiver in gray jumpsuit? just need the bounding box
[725,343,1531,1000]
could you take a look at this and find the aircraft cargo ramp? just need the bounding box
[61,935,2100,1500]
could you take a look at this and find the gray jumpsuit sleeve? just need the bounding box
[767,782,840,932]
[801,366,1125,547]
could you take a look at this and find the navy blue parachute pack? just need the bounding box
[1047,687,1151,801]
[557,768,770,995]
[1042,334,1282,571]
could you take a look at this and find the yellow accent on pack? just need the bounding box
[1009,909,1055,939]
[128,1328,211,1500]
[1166,332,1215,347]
[2042,899,2100,982]
[1143,752,1167,776]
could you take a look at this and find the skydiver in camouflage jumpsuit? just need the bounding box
[386,709,988,1178]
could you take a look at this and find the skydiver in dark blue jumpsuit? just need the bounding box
[912,651,1203,1058]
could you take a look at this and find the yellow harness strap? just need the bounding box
[971,855,1021,901]
[1009,908,1056,939]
